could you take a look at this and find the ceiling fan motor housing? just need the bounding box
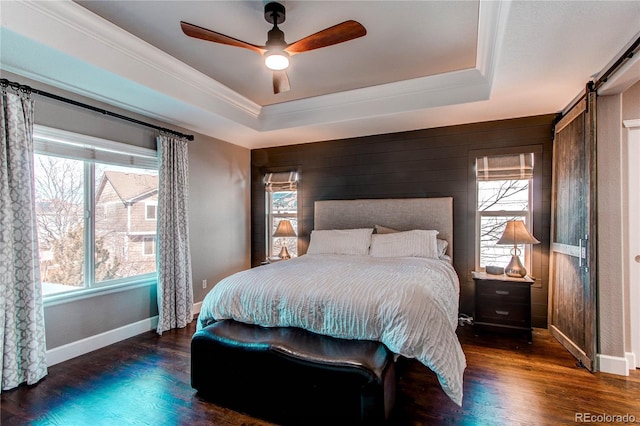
[264,2,286,25]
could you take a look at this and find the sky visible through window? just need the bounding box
[478,179,530,268]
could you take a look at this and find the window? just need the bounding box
[265,172,298,258]
[476,153,534,270]
[143,236,156,256]
[145,202,157,220]
[34,125,159,298]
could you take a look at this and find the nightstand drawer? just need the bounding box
[472,272,534,341]
[476,281,529,304]
[476,302,529,327]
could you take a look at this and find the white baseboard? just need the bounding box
[597,353,630,376]
[193,301,202,315]
[626,352,637,370]
[46,302,204,367]
[46,315,159,367]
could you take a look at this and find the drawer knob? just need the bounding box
[495,290,510,295]
[496,310,509,316]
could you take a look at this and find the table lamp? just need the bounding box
[273,219,296,260]
[497,220,539,278]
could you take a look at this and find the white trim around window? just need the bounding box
[34,125,159,301]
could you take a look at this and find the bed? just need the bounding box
[194,198,466,421]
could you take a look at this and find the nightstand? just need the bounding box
[472,271,535,343]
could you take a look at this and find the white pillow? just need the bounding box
[436,239,449,258]
[369,229,439,258]
[375,224,448,258]
[307,228,374,255]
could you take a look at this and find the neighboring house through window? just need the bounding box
[33,125,159,298]
[475,153,534,271]
[265,171,298,259]
[95,170,159,273]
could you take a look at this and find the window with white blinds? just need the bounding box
[265,171,298,259]
[475,153,534,270]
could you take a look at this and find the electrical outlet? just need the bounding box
[202,279,207,289]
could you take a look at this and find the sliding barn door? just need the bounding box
[549,88,598,370]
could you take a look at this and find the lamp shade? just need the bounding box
[497,220,540,245]
[273,220,297,238]
[496,220,538,278]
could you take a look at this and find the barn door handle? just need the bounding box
[578,238,583,267]
[579,235,589,272]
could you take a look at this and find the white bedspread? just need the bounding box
[198,254,466,405]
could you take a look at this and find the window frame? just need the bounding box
[33,125,159,303]
[263,169,300,260]
[469,146,543,276]
[475,179,534,271]
[266,191,298,259]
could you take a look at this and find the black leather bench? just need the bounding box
[191,319,396,425]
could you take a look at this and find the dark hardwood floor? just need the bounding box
[2,320,639,425]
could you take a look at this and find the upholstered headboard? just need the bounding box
[314,198,453,259]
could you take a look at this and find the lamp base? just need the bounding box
[505,254,527,278]
[277,245,291,260]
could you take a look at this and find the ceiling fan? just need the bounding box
[180,2,367,94]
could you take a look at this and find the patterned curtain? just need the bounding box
[0,90,48,391]
[156,133,193,335]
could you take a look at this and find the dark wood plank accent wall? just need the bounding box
[251,114,556,328]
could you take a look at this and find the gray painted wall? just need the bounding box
[622,80,640,355]
[2,70,251,349]
[597,79,639,360]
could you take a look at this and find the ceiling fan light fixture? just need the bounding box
[265,50,289,70]
[180,1,366,94]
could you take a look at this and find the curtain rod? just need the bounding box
[0,78,194,141]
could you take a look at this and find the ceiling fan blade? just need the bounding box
[180,21,266,55]
[285,20,366,55]
[273,70,291,94]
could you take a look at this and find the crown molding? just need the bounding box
[259,67,491,131]
[1,0,506,146]
[476,0,510,87]
[1,0,262,122]
[258,0,505,131]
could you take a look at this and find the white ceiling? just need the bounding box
[1,1,639,149]
[77,1,480,106]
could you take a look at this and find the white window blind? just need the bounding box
[33,125,158,169]
[264,171,298,192]
[476,153,534,181]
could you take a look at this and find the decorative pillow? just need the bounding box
[374,224,397,234]
[375,224,448,258]
[436,239,449,258]
[369,229,439,258]
[307,228,374,255]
